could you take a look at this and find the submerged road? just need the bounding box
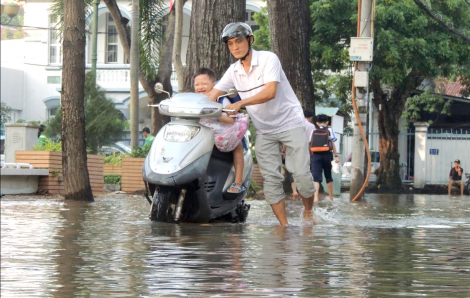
[1,193,470,297]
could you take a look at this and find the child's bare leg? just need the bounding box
[229,143,244,191]
[291,182,299,200]
[327,182,334,201]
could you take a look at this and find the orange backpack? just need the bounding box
[310,128,332,153]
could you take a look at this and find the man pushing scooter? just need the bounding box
[207,22,315,226]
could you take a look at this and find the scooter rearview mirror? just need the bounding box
[216,88,238,102]
[155,82,164,93]
[154,82,171,99]
[227,88,238,98]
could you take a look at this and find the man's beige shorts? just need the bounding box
[255,126,315,204]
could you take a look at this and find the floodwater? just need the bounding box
[1,194,470,297]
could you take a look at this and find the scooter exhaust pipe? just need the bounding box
[174,189,186,222]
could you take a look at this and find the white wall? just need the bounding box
[426,135,470,184]
[1,40,25,114]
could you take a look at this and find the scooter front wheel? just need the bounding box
[150,188,178,222]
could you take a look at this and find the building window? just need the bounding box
[48,107,58,119]
[49,16,61,64]
[106,13,118,63]
[245,10,260,32]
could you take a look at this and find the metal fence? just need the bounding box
[341,128,470,185]
[340,132,414,182]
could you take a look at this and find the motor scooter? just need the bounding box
[142,83,252,223]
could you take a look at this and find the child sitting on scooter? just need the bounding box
[194,68,249,194]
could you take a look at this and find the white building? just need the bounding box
[1,0,265,128]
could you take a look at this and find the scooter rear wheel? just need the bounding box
[150,188,178,222]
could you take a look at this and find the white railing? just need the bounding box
[96,68,179,90]
[96,69,130,87]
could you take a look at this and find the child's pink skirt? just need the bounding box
[200,114,250,152]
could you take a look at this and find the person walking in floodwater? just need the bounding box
[206,22,315,226]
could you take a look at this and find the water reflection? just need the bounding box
[1,194,470,297]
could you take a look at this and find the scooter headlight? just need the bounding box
[164,125,200,142]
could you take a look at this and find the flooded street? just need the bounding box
[2,194,470,297]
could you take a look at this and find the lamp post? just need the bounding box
[1,3,20,25]
[90,0,100,83]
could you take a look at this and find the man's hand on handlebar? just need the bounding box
[225,102,242,115]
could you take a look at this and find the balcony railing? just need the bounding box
[96,68,179,91]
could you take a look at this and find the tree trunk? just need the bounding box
[267,0,315,112]
[173,0,186,91]
[130,0,139,149]
[372,73,424,190]
[104,0,172,135]
[150,7,175,134]
[182,0,246,92]
[61,0,93,201]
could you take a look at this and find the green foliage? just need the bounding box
[33,138,62,152]
[139,0,166,81]
[403,90,452,128]
[128,144,151,158]
[310,0,470,108]
[252,6,271,51]
[1,102,12,126]
[46,72,126,154]
[104,152,123,165]
[310,0,356,110]
[104,174,122,185]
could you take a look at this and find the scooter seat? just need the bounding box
[210,146,233,162]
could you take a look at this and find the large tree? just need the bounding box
[179,0,246,92]
[267,0,316,112]
[310,0,470,190]
[61,0,93,201]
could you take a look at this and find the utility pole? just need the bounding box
[349,0,373,199]
[130,0,140,149]
[90,0,100,82]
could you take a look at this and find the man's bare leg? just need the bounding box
[327,182,334,201]
[271,199,288,226]
[448,179,452,195]
[301,194,314,220]
[461,181,464,196]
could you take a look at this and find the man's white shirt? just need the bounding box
[215,50,305,135]
[305,118,315,143]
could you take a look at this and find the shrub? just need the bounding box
[104,175,121,185]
